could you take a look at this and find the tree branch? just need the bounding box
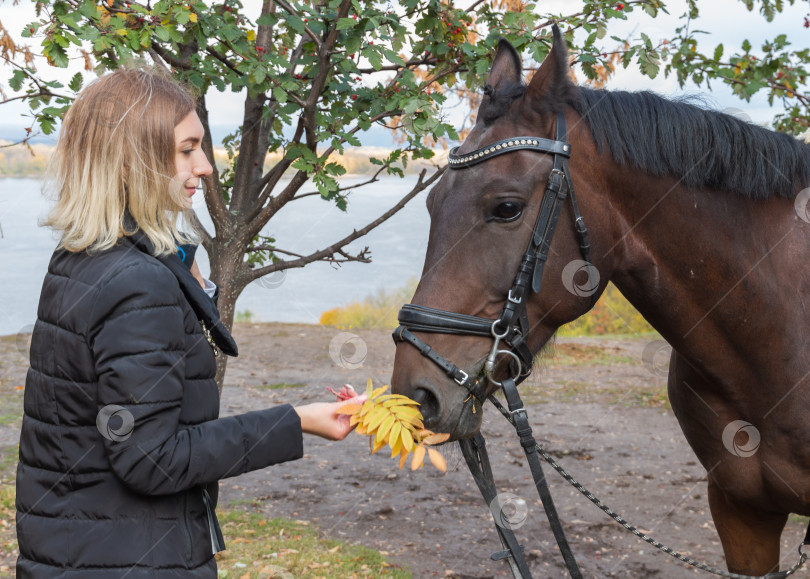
[187,209,213,247]
[271,0,323,49]
[290,163,390,200]
[249,166,445,280]
[150,42,193,70]
[195,95,231,249]
[355,57,435,74]
[205,46,242,75]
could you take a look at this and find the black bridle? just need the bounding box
[393,112,592,398]
[392,112,591,578]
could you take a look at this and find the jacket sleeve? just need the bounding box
[88,260,303,496]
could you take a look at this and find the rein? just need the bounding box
[392,111,810,578]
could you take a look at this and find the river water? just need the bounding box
[0,175,433,336]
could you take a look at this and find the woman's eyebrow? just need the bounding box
[180,136,201,144]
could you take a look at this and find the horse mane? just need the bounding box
[568,87,810,200]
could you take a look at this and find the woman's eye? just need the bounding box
[491,201,524,222]
[182,149,194,155]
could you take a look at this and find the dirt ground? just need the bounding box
[1,323,808,578]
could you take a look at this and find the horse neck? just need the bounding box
[600,166,802,362]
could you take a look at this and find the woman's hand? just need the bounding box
[294,394,367,441]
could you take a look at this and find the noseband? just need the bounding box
[393,112,593,405]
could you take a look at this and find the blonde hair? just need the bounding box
[43,63,199,256]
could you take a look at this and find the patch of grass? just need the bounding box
[0,380,25,429]
[523,379,670,409]
[319,281,417,330]
[557,283,655,336]
[215,506,410,578]
[0,445,17,564]
[0,448,17,479]
[629,388,670,409]
[539,343,637,367]
[234,310,257,324]
[0,413,20,428]
[321,280,658,337]
[256,382,306,390]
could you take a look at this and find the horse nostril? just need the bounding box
[413,387,440,427]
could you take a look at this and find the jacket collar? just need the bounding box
[123,222,238,357]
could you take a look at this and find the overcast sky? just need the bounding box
[1,0,807,135]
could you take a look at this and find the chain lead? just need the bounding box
[488,394,808,579]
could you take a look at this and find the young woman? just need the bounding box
[16,65,361,578]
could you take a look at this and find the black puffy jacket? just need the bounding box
[17,233,304,578]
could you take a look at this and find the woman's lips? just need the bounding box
[185,186,196,195]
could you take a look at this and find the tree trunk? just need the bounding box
[210,237,249,392]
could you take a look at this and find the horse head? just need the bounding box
[391,27,618,439]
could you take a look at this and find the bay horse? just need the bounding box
[391,26,810,576]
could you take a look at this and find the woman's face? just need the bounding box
[174,111,213,205]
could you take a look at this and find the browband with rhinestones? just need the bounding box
[448,136,571,169]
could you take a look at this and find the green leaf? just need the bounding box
[44,41,69,67]
[155,26,171,42]
[345,35,361,55]
[273,86,288,103]
[713,43,723,62]
[60,12,80,29]
[68,72,83,92]
[336,17,357,30]
[253,66,266,84]
[9,70,26,92]
[742,39,751,52]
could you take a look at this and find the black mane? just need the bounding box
[568,87,810,199]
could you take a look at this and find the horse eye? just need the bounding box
[491,201,524,223]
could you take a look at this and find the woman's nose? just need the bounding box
[194,157,213,177]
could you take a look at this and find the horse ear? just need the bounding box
[476,39,524,125]
[486,38,522,91]
[525,24,575,112]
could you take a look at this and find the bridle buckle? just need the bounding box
[510,407,528,419]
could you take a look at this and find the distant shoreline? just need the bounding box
[0,141,447,178]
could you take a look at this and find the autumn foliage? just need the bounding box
[335,380,449,472]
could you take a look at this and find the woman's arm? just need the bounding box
[88,260,304,496]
